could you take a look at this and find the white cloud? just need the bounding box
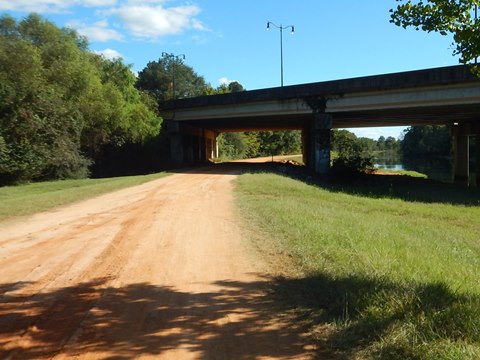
[106,3,207,39]
[191,18,209,31]
[0,0,116,13]
[218,77,237,85]
[93,48,123,59]
[0,0,68,13]
[81,0,117,6]
[1,1,209,41]
[72,19,123,42]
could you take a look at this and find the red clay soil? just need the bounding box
[0,166,314,359]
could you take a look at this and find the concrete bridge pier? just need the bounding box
[477,134,480,187]
[452,122,480,186]
[166,120,217,167]
[304,113,332,174]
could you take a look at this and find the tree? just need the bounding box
[0,14,161,184]
[241,132,260,158]
[228,81,245,93]
[390,0,480,69]
[0,14,90,182]
[217,133,246,159]
[331,129,374,177]
[384,136,400,153]
[256,131,302,156]
[216,130,301,161]
[136,54,210,101]
[400,125,451,157]
[82,55,162,156]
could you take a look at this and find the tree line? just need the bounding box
[0,13,308,183]
[0,13,250,184]
[0,14,161,184]
[0,5,464,184]
[331,126,451,161]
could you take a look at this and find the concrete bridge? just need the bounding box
[160,65,480,185]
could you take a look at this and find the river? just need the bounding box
[374,155,454,183]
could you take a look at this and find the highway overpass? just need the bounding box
[161,65,480,184]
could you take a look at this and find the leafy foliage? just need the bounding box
[217,131,302,160]
[215,81,245,94]
[390,0,480,69]
[400,125,451,158]
[0,14,161,184]
[136,54,211,101]
[330,129,374,178]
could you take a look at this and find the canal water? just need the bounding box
[374,155,477,186]
[374,155,453,183]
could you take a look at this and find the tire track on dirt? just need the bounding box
[0,167,314,359]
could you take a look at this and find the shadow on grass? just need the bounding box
[270,273,480,359]
[0,277,316,359]
[1,276,478,359]
[195,161,480,206]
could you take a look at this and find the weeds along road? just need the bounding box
[0,165,312,359]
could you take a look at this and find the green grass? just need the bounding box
[0,172,169,222]
[374,168,428,178]
[235,171,480,359]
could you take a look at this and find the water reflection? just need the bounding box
[374,155,453,183]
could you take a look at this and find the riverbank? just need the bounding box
[235,165,480,359]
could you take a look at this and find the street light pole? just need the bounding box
[475,4,478,64]
[162,52,185,99]
[267,21,295,87]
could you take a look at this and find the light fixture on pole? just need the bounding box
[267,21,295,87]
[162,52,186,99]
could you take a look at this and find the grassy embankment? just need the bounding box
[276,155,428,178]
[236,169,480,359]
[0,172,168,222]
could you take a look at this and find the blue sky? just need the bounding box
[0,0,461,139]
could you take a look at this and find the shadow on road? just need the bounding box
[174,161,480,206]
[0,277,318,359]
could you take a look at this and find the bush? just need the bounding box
[330,129,374,179]
[330,153,373,179]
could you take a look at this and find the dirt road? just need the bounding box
[0,165,312,359]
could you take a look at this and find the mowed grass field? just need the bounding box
[0,172,169,222]
[235,171,480,359]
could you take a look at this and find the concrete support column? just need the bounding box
[167,120,217,166]
[301,128,310,167]
[166,120,184,166]
[476,135,480,187]
[201,129,217,162]
[453,132,469,185]
[199,131,205,162]
[309,113,332,174]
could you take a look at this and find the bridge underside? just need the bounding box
[161,65,480,185]
[178,103,480,132]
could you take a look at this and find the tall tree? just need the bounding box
[136,54,210,101]
[390,0,480,68]
[330,129,374,176]
[228,81,245,93]
[0,14,161,184]
[400,125,451,157]
[0,14,90,182]
[83,55,162,155]
[256,131,302,157]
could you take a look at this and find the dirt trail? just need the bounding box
[0,165,312,359]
